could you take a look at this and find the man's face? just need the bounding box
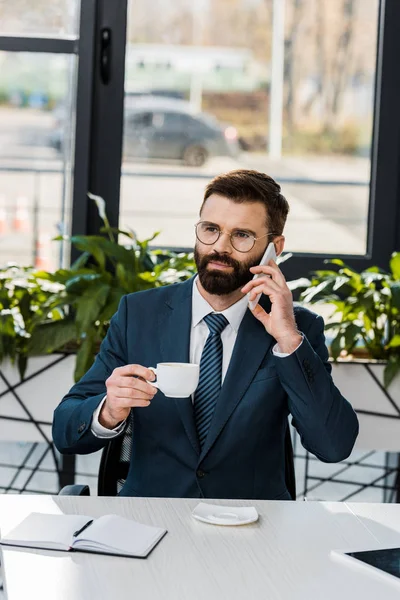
[194,195,272,296]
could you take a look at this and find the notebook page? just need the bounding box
[1,513,92,551]
[72,514,166,557]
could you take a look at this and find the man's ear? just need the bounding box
[274,236,285,257]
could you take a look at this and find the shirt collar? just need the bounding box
[191,276,249,333]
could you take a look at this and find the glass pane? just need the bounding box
[0,0,80,36]
[0,52,77,270]
[120,0,378,256]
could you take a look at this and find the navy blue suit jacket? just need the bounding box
[52,277,359,500]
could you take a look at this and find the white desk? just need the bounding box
[1,496,400,600]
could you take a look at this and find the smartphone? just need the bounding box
[248,242,277,310]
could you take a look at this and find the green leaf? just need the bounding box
[386,335,400,348]
[313,269,342,278]
[99,226,136,240]
[332,276,351,292]
[390,283,400,311]
[325,259,346,267]
[384,357,400,389]
[17,291,31,324]
[344,323,362,350]
[70,236,106,270]
[71,251,91,271]
[28,320,77,355]
[0,312,18,337]
[390,252,400,280]
[324,322,342,331]
[97,288,124,322]
[287,278,311,291]
[330,333,343,359]
[93,238,136,266]
[138,231,161,246]
[361,274,387,290]
[65,273,104,294]
[17,354,28,381]
[116,263,136,290]
[75,283,110,335]
[74,336,96,382]
[301,279,337,303]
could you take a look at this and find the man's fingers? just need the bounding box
[115,364,156,381]
[247,280,281,300]
[250,303,271,326]
[112,376,157,396]
[249,263,286,284]
[110,384,155,400]
[113,397,151,408]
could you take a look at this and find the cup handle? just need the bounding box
[146,366,158,389]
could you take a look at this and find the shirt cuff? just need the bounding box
[272,335,304,358]
[91,396,127,438]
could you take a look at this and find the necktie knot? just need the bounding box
[204,313,229,335]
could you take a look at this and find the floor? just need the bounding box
[0,437,397,502]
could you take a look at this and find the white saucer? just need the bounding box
[191,502,259,526]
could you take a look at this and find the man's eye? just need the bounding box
[205,226,219,233]
[233,231,251,240]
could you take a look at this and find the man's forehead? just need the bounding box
[200,194,267,227]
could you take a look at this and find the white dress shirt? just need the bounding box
[91,278,302,438]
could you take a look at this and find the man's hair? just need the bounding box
[201,169,289,235]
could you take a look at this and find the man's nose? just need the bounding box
[212,231,233,253]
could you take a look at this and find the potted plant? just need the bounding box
[289,253,400,452]
[290,253,400,387]
[0,195,195,439]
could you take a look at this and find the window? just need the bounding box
[118,0,381,263]
[0,0,80,36]
[0,2,85,270]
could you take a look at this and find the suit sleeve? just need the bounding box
[52,296,129,455]
[273,314,359,462]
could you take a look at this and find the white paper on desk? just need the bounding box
[1,512,92,551]
[1,512,167,558]
[73,513,166,557]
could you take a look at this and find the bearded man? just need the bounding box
[53,169,358,500]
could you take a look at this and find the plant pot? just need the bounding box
[331,359,400,451]
[0,354,75,442]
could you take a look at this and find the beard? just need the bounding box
[194,245,266,296]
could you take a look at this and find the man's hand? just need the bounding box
[241,260,302,353]
[99,364,157,429]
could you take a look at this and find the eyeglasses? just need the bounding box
[195,221,279,253]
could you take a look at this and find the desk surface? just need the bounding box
[1,496,400,600]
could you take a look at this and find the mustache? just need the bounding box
[202,252,240,269]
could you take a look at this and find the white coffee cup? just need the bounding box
[146,362,199,398]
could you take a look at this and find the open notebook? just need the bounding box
[0,512,167,559]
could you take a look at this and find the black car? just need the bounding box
[122,97,240,166]
[50,96,240,167]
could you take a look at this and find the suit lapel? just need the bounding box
[199,302,274,462]
[158,277,200,455]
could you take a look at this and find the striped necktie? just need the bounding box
[194,313,229,448]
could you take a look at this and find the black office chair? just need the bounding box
[59,415,296,500]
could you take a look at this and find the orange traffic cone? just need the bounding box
[0,195,7,235]
[13,196,30,233]
[35,233,52,270]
